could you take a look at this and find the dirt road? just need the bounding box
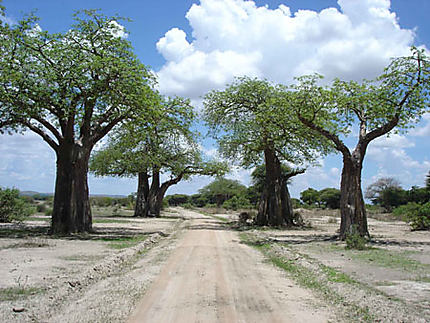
[128,210,331,323]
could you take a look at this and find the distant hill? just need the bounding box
[20,191,52,197]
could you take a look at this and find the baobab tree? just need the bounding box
[0,10,154,233]
[203,77,332,226]
[90,95,226,217]
[293,48,430,239]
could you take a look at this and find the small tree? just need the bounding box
[204,77,331,226]
[0,188,34,222]
[90,95,226,217]
[365,177,402,208]
[300,188,320,207]
[319,188,341,209]
[0,10,153,233]
[199,177,247,208]
[293,48,430,239]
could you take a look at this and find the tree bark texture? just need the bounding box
[51,144,92,234]
[133,169,184,218]
[256,148,294,226]
[134,172,150,217]
[339,154,369,239]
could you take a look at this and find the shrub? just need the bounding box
[182,202,194,209]
[166,194,190,206]
[222,195,252,210]
[190,194,208,207]
[345,225,367,250]
[394,202,430,230]
[36,203,47,213]
[0,188,34,222]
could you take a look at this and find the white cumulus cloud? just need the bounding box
[155,0,415,101]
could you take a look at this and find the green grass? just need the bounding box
[0,286,45,301]
[414,276,430,283]
[239,232,374,322]
[340,247,429,272]
[320,264,357,284]
[98,235,148,249]
[323,243,429,273]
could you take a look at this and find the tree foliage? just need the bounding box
[300,187,341,209]
[293,48,430,238]
[198,177,247,208]
[90,94,227,217]
[426,171,430,190]
[394,202,430,230]
[0,188,34,222]
[0,9,154,233]
[365,177,402,210]
[203,77,331,226]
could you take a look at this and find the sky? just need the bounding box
[0,0,429,199]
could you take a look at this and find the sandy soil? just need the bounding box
[128,208,332,323]
[253,209,430,321]
[1,207,429,322]
[0,211,182,322]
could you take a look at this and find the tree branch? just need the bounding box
[23,121,59,152]
[297,113,350,157]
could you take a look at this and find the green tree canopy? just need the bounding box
[300,188,320,207]
[293,48,430,238]
[90,94,227,217]
[0,9,154,233]
[199,177,247,207]
[203,77,331,226]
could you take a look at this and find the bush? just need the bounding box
[222,195,252,210]
[45,208,53,216]
[166,194,190,206]
[182,202,194,209]
[394,202,430,230]
[0,188,34,222]
[345,225,367,250]
[345,233,367,250]
[190,194,208,207]
[36,203,47,213]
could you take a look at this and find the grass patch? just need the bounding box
[320,264,357,284]
[0,286,45,301]
[319,242,429,273]
[98,235,148,249]
[207,214,229,222]
[239,232,374,322]
[0,226,49,238]
[349,248,429,272]
[60,254,105,262]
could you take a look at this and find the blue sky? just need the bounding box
[1,0,429,198]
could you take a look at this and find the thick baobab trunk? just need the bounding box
[51,144,92,234]
[339,155,369,239]
[134,172,149,217]
[149,185,169,217]
[256,148,294,226]
[134,168,184,217]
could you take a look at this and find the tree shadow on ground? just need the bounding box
[184,219,234,231]
[0,223,168,241]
